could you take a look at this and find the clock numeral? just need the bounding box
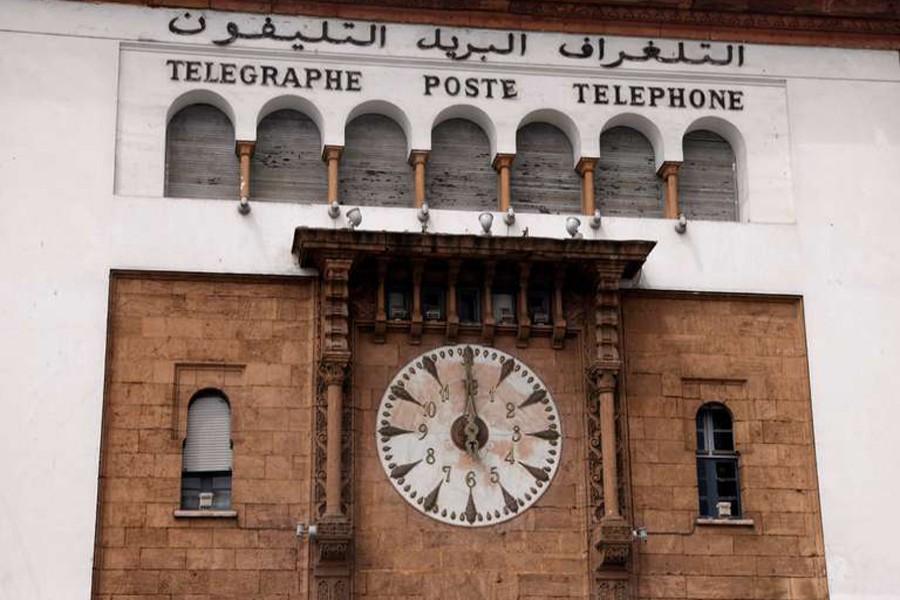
[439,385,450,403]
[490,466,500,484]
[505,402,516,419]
[512,425,522,442]
[505,449,515,464]
[489,386,496,403]
[442,465,452,483]
[425,448,436,465]
[417,423,429,440]
[465,470,477,488]
[424,401,437,418]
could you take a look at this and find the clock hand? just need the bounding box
[462,347,480,458]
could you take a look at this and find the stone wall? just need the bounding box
[623,293,828,600]
[93,274,316,599]
[93,275,827,600]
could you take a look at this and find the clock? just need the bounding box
[375,344,562,527]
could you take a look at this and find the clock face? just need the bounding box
[375,344,562,527]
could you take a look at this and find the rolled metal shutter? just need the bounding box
[252,109,327,203]
[598,127,663,218]
[183,394,232,473]
[511,123,581,214]
[680,130,738,221]
[426,119,495,212]
[340,114,413,208]
[165,104,239,200]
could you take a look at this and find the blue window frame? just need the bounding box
[696,402,741,518]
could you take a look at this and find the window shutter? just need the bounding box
[680,130,738,221]
[340,114,413,208]
[598,127,664,218]
[511,123,581,214]
[165,104,239,200]
[252,109,327,203]
[183,394,232,473]
[427,119,495,212]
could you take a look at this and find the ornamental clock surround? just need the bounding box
[376,344,562,527]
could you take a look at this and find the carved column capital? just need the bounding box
[319,359,349,387]
[314,515,353,566]
[593,515,632,568]
[586,362,619,393]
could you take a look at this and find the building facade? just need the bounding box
[1,1,898,599]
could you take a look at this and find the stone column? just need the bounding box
[577,157,598,216]
[493,154,515,212]
[323,146,343,204]
[235,140,255,214]
[312,257,354,600]
[587,264,633,599]
[657,161,681,219]
[409,150,429,208]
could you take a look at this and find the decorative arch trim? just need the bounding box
[431,105,497,157]
[345,99,413,156]
[517,109,582,166]
[166,90,236,127]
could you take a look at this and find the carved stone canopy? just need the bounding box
[292,228,655,277]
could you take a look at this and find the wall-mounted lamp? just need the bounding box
[327,201,341,219]
[632,527,648,543]
[238,197,251,215]
[417,202,430,232]
[675,212,687,234]
[589,209,601,230]
[565,216,583,239]
[346,207,362,230]
[479,212,494,236]
[503,207,516,227]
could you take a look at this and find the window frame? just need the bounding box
[181,389,233,511]
[695,402,742,519]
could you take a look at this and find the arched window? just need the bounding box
[696,402,741,518]
[598,127,663,218]
[181,390,232,510]
[427,118,495,211]
[252,109,327,203]
[511,123,581,214]
[680,130,738,221]
[165,104,238,199]
[340,114,413,208]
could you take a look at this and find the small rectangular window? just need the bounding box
[528,290,552,325]
[422,286,445,321]
[387,289,410,320]
[458,287,481,324]
[493,292,516,325]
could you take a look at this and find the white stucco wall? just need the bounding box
[0,1,898,599]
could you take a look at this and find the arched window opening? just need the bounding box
[165,104,238,199]
[680,130,738,221]
[511,123,581,214]
[252,109,327,203]
[427,118,495,211]
[598,127,663,218]
[696,402,741,519]
[340,114,413,208]
[182,390,232,510]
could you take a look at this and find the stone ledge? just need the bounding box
[695,517,755,527]
[173,509,238,519]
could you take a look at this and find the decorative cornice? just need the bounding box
[100,0,900,49]
[292,228,654,281]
